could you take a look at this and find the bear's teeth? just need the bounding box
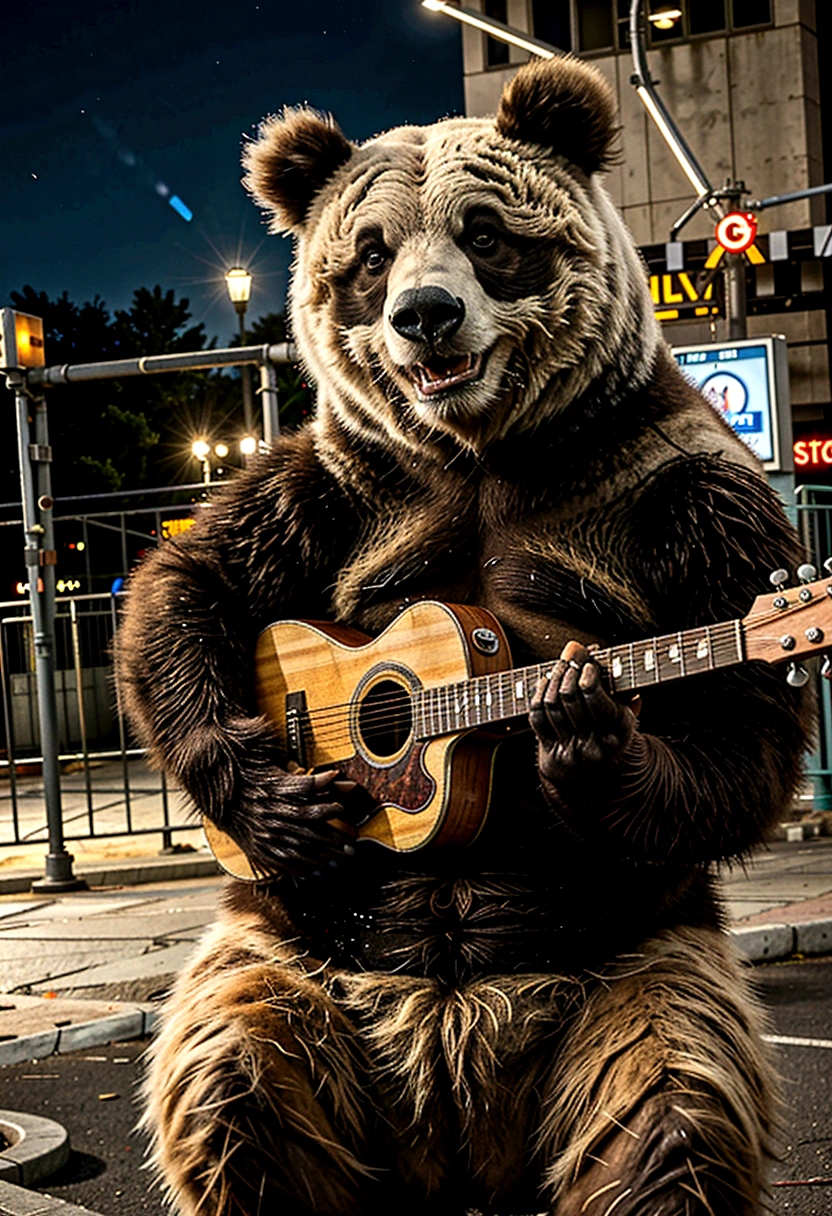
[412,353,482,396]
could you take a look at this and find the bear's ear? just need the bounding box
[242,107,354,232]
[495,57,618,176]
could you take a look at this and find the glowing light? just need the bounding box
[161,518,196,539]
[649,7,682,29]
[214,442,229,459]
[191,439,210,461]
[420,1,556,58]
[225,268,252,304]
[240,435,257,456]
[169,195,193,222]
[76,541,85,552]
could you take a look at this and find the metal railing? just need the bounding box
[0,589,194,853]
[796,486,832,809]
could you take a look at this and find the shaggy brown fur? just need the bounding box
[242,107,352,233]
[495,55,620,175]
[119,54,812,1215]
[145,895,775,1215]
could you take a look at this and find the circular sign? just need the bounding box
[700,371,749,415]
[715,211,758,254]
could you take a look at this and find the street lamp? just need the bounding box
[225,267,255,436]
[649,6,682,31]
[191,438,211,485]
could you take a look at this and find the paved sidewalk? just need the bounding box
[0,836,828,1063]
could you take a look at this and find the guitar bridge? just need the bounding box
[285,691,310,768]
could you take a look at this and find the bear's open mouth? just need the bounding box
[408,352,484,398]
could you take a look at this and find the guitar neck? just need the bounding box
[414,618,744,738]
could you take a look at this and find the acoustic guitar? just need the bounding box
[203,570,832,878]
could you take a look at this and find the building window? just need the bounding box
[579,0,615,51]
[532,0,572,52]
[485,0,510,66]
[532,1,773,55]
[689,0,727,37]
[731,0,771,28]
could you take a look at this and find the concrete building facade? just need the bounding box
[456,0,832,454]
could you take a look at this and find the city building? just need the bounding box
[456,1,832,478]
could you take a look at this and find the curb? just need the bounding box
[729,917,832,962]
[0,1009,157,1069]
[0,1178,104,1216]
[0,1112,69,1188]
[0,855,220,897]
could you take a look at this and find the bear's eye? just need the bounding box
[469,228,498,253]
[362,247,388,275]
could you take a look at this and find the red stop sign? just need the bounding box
[715,211,758,254]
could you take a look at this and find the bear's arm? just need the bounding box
[540,455,814,862]
[115,428,363,869]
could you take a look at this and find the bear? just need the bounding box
[116,55,813,1216]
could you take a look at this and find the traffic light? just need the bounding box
[0,308,45,370]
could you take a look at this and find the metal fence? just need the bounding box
[796,484,832,809]
[3,488,832,856]
[0,589,193,852]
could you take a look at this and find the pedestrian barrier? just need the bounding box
[0,590,192,852]
[796,485,832,810]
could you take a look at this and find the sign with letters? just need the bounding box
[715,211,758,255]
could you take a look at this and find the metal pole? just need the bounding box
[725,253,748,340]
[629,0,714,199]
[237,306,255,436]
[26,341,297,388]
[260,361,280,447]
[11,383,84,892]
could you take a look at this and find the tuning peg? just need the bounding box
[786,663,811,688]
[824,558,832,576]
[769,568,790,590]
[797,563,818,583]
[822,655,832,681]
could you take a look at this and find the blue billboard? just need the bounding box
[673,342,775,464]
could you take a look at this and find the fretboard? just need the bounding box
[413,618,745,739]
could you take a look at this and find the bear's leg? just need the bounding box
[537,926,777,1216]
[143,906,381,1216]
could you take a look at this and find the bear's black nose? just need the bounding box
[390,287,465,344]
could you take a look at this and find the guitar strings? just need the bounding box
[298,617,752,727]
[299,594,819,739]
[297,619,756,744]
[299,621,749,735]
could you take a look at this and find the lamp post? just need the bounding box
[225,268,255,436]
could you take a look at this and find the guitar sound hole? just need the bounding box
[357,679,412,759]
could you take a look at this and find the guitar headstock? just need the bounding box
[744,564,832,684]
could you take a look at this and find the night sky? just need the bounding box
[1,1,464,347]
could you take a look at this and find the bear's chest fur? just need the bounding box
[332,465,651,664]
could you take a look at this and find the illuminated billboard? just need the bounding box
[671,336,792,473]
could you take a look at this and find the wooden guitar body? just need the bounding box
[254,601,513,852]
[204,573,832,874]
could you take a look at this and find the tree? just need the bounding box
[5,285,218,495]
